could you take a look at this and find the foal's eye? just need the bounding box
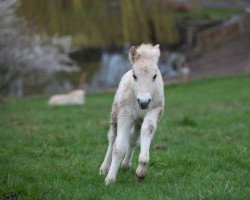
[133,74,137,81]
[153,74,157,81]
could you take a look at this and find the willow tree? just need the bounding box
[0,0,78,96]
[121,0,150,44]
[18,0,180,47]
[18,0,122,47]
[148,3,180,45]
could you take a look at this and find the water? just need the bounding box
[7,46,182,96]
[89,51,130,89]
[84,48,181,90]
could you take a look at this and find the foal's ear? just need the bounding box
[153,44,160,63]
[129,46,139,64]
[154,44,160,49]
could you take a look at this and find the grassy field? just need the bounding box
[0,75,249,199]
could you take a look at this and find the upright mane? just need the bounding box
[136,44,160,63]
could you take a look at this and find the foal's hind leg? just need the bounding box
[121,123,141,169]
[100,126,116,175]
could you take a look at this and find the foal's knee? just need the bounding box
[141,120,156,137]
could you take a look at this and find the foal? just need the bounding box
[100,44,164,185]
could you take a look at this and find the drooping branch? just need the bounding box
[0,0,79,95]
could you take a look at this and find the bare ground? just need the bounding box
[189,34,250,80]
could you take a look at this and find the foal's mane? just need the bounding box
[136,44,160,63]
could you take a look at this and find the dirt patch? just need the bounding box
[189,34,250,80]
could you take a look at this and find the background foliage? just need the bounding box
[18,0,180,47]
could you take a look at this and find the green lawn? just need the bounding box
[0,75,249,199]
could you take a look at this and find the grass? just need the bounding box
[0,75,250,199]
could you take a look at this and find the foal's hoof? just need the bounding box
[99,165,109,175]
[105,177,116,185]
[121,162,131,170]
[136,174,146,182]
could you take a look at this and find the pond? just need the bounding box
[68,46,183,91]
[10,0,189,95]
[6,45,184,96]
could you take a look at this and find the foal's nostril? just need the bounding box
[137,98,151,109]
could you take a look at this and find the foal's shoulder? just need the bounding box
[114,70,133,102]
[121,70,132,83]
[117,70,132,90]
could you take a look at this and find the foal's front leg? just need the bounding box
[136,107,162,180]
[121,123,141,168]
[105,113,133,185]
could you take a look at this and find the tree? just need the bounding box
[121,0,150,44]
[0,0,78,96]
[148,1,180,45]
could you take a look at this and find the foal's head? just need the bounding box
[129,44,161,110]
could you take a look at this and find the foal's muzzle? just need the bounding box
[137,98,151,109]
